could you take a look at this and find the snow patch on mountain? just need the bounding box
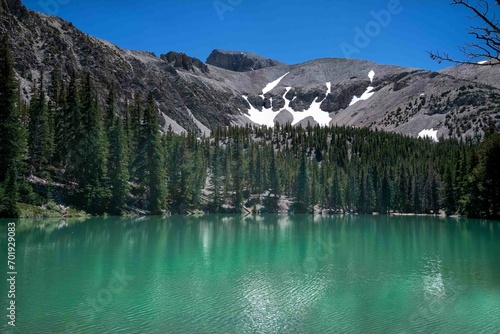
[349,70,376,107]
[243,82,332,127]
[418,129,439,142]
[262,72,289,96]
[349,87,375,106]
[289,100,331,126]
[242,95,277,127]
[368,70,375,82]
[288,82,332,126]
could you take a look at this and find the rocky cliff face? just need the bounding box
[0,2,249,134]
[440,62,500,89]
[161,52,209,74]
[1,0,499,139]
[0,0,27,16]
[206,49,285,72]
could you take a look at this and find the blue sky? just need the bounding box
[23,0,479,70]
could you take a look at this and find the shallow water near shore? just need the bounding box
[1,215,499,333]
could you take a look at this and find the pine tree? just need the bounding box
[28,72,54,172]
[310,160,321,211]
[129,92,143,176]
[0,36,25,218]
[2,165,20,218]
[293,151,309,213]
[108,116,130,215]
[232,134,245,211]
[136,92,166,214]
[209,143,224,212]
[357,169,368,214]
[170,131,204,211]
[394,165,408,213]
[105,89,116,131]
[166,135,188,212]
[457,149,480,217]
[440,166,456,215]
[131,92,142,140]
[102,89,130,214]
[74,73,110,214]
[378,168,391,214]
[268,147,280,197]
[254,147,264,195]
[330,166,343,213]
[424,164,439,214]
[185,135,206,210]
[61,73,82,170]
[476,133,500,219]
[123,99,133,156]
[49,68,65,166]
[411,175,421,214]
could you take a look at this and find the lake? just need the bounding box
[1,215,499,333]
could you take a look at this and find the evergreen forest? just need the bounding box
[1,37,499,220]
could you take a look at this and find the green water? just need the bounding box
[1,215,499,333]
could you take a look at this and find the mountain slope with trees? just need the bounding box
[1,33,499,219]
[1,0,500,220]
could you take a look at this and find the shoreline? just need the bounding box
[3,202,467,221]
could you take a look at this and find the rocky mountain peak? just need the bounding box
[160,52,209,73]
[206,49,285,72]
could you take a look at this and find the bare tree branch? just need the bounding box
[429,0,500,66]
[454,0,500,33]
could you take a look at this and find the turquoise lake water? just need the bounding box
[1,215,499,333]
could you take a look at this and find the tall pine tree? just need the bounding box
[74,73,110,214]
[108,116,130,215]
[62,73,82,170]
[0,36,26,217]
[293,151,309,213]
[28,72,54,172]
[135,92,166,214]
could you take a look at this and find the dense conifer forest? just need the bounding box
[1,37,499,219]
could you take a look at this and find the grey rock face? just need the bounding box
[440,62,500,89]
[160,52,209,74]
[206,49,285,72]
[0,5,244,135]
[321,83,368,113]
[1,0,26,16]
[273,110,294,124]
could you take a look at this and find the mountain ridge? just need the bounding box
[206,49,286,72]
[1,0,499,139]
